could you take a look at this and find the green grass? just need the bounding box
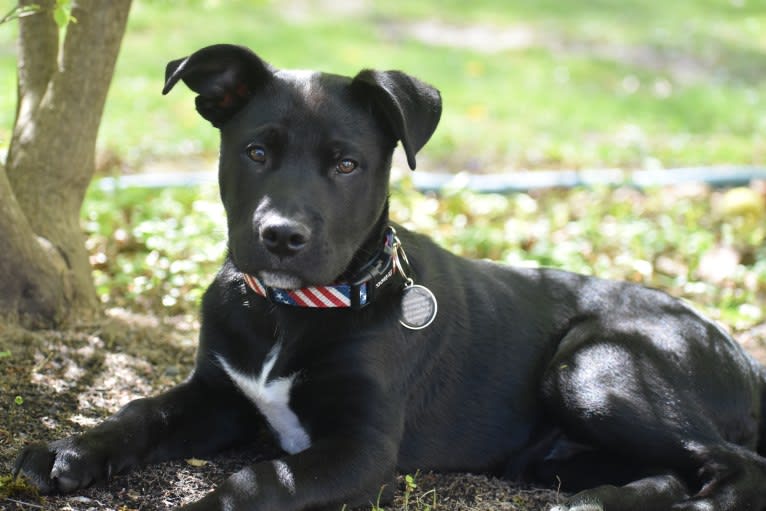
[2,0,766,171]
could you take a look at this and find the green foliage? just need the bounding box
[3,0,765,170]
[83,184,226,314]
[0,3,40,25]
[82,180,765,329]
[398,472,436,511]
[0,473,42,503]
[53,0,76,28]
[0,1,74,28]
[403,474,417,511]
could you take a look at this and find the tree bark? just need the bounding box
[2,0,132,327]
[0,167,73,327]
[13,0,58,128]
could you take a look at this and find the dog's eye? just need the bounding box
[336,158,358,174]
[247,145,267,163]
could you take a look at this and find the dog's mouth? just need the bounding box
[257,271,305,290]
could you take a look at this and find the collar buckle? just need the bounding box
[347,226,398,310]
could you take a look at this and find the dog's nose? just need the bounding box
[259,220,311,257]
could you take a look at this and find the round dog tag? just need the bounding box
[399,284,438,330]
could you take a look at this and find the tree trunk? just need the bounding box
[2,0,132,327]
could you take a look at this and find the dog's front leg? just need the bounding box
[177,373,404,511]
[178,431,399,511]
[14,375,260,493]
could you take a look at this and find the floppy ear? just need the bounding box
[162,44,275,127]
[352,70,442,170]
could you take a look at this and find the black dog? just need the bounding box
[15,44,766,511]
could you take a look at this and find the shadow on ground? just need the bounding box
[3,311,765,510]
[0,311,565,510]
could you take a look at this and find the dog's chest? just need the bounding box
[217,344,311,454]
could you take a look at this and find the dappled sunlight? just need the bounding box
[30,343,89,394]
[79,352,156,413]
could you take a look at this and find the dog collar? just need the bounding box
[243,227,405,310]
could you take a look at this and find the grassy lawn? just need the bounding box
[1,0,765,171]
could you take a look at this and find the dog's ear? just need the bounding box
[162,44,274,127]
[352,70,441,170]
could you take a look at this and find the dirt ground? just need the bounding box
[2,310,765,511]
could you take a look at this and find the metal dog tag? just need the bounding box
[399,284,438,330]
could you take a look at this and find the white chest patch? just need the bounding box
[217,345,311,454]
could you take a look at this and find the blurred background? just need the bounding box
[5,0,766,172]
[1,0,764,330]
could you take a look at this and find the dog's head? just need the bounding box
[163,44,441,288]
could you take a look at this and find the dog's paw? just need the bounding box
[13,437,117,494]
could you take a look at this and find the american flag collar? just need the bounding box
[242,227,406,310]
